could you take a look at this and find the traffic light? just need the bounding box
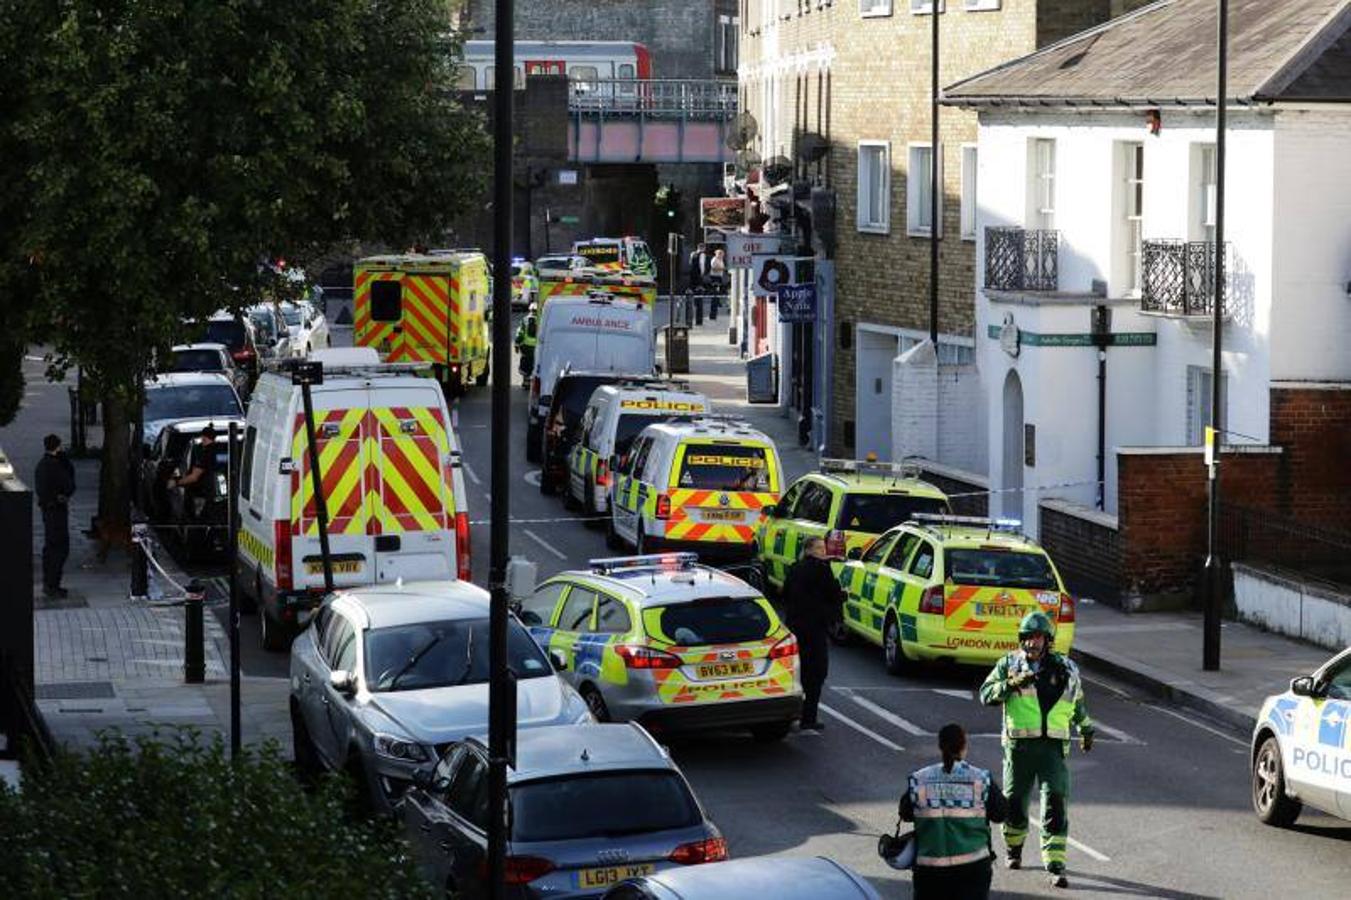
[655,184,683,224]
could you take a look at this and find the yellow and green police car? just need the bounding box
[836,514,1075,674]
[758,459,950,592]
[515,553,803,741]
[1251,647,1351,826]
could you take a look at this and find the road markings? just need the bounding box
[843,692,928,736]
[461,461,481,486]
[818,703,904,751]
[932,688,972,700]
[1091,720,1144,746]
[522,528,567,561]
[1030,824,1112,862]
[524,470,542,487]
[1146,703,1247,748]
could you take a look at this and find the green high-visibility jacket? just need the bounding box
[514,317,538,349]
[902,760,999,868]
[980,650,1094,743]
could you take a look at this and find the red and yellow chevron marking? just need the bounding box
[646,647,796,705]
[291,409,372,536]
[353,270,400,356]
[662,489,776,543]
[370,406,451,533]
[386,274,449,364]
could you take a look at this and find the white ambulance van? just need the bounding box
[235,348,470,650]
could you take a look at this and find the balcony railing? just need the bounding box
[1140,239,1229,316]
[568,79,738,121]
[984,227,1059,292]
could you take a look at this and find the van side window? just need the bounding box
[627,437,651,475]
[370,280,401,322]
[239,425,258,500]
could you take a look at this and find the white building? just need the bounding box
[944,0,1351,534]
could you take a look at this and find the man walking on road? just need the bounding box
[35,433,76,599]
[979,611,1095,889]
[781,536,845,731]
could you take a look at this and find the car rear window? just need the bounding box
[551,377,620,447]
[654,596,771,646]
[613,413,695,461]
[144,384,242,422]
[167,350,224,373]
[676,445,770,492]
[946,549,1058,590]
[203,320,246,350]
[280,305,302,327]
[837,493,949,533]
[510,771,700,842]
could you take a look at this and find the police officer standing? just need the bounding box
[514,302,539,384]
[979,611,1095,889]
[780,536,845,731]
[35,433,76,599]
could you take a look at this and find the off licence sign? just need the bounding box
[726,233,786,268]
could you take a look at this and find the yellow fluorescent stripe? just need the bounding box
[409,407,448,453]
[379,459,440,531]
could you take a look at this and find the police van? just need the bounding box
[609,417,782,562]
[566,380,711,517]
[235,348,470,651]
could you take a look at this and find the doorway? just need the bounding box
[855,329,898,460]
[1001,369,1025,519]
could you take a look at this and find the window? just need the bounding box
[1117,141,1145,295]
[618,63,634,79]
[239,425,257,500]
[909,0,946,11]
[960,144,978,241]
[909,542,935,579]
[558,588,597,632]
[1185,366,1228,447]
[838,494,949,533]
[677,445,771,492]
[656,597,772,645]
[885,533,921,571]
[369,280,401,322]
[862,531,897,564]
[594,595,632,634]
[908,143,940,237]
[717,15,740,73]
[948,549,1057,589]
[322,614,356,670]
[520,582,567,627]
[485,66,525,90]
[779,481,806,517]
[510,771,700,843]
[1323,657,1351,700]
[860,0,892,16]
[795,483,834,525]
[568,64,598,82]
[1028,138,1056,230]
[446,753,488,829]
[857,142,890,233]
[964,0,999,9]
[1193,144,1218,244]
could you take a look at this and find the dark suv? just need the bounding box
[539,372,630,496]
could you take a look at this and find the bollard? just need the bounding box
[184,580,206,684]
[130,521,150,601]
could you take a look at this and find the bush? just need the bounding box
[0,730,433,899]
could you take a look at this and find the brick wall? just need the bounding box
[1040,500,1122,606]
[1269,385,1351,529]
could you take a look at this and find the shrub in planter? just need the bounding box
[0,730,433,898]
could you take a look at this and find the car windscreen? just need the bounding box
[653,596,771,646]
[202,320,246,351]
[946,549,1058,590]
[836,493,949,533]
[249,310,277,341]
[364,618,552,693]
[144,384,242,422]
[166,350,224,373]
[676,445,770,492]
[510,771,700,842]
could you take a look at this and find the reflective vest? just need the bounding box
[999,652,1085,741]
[908,761,993,868]
[515,317,538,349]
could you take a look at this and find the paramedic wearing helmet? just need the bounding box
[979,610,1095,890]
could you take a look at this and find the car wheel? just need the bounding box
[581,685,611,722]
[291,701,322,778]
[750,720,793,742]
[261,607,290,652]
[1253,735,1302,827]
[884,614,909,676]
[344,749,374,818]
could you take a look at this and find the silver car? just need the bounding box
[602,857,882,899]
[399,723,726,898]
[289,582,593,815]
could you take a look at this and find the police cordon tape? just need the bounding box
[131,527,200,606]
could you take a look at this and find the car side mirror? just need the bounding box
[411,768,434,791]
[763,503,778,518]
[549,650,568,672]
[329,669,356,695]
[847,546,863,561]
[1290,675,1318,697]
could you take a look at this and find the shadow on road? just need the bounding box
[1059,873,1223,899]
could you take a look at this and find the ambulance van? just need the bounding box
[235,349,471,650]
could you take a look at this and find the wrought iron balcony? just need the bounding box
[1140,239,1229,317]
[984,227,1059,292]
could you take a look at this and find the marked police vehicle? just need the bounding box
[1252,646,1351,825]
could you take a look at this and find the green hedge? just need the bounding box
[0,730,433,899]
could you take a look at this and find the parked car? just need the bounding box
[158,421,245,558]
[540,371,641,496]
[197,312,262,379]
[399,723,726,898]
[289,582,592,815]
[138,416,244,528]
[247,303,292,360]
[162,342,251,401]
[279,299,329,356]
[141,372,244,453]
[602,857,882,900]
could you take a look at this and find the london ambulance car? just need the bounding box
[353,252,490,396]
[572,236,655,276]
[566,381,711,517]
[609,417,782,563]
[537,268,658,310]
[235,349,470,651]
[1251,647,1351,826]
[526,294,655,462]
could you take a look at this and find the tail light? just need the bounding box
[595,459,609,488]
[455,511,471,581]
[232,348,256,364]
[919,584,945,615]
[824,530,846,558]
[615,644,682,669]
[669,836,728,866]
[1058,592,1076,624]
[529,376,540,405]
[655,493,671,519]
[483,856,554,885]
[768,634,797,660]
[274,521,293,590]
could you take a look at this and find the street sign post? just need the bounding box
[227,420,242,759]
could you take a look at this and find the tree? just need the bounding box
[7,0,489,529]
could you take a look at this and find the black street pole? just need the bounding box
[929,0,940,349]
[227,421,242,759]
[298,378,334,593]
[488,0,515,896]
[1203,0,1228,672]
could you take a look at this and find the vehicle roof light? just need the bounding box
[588,552,699,574]
[821,457,923,480]
[911,513,1025,536]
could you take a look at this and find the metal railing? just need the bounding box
[1219,503,1351,593]
[1140,239,1229,317]
[984,226,1059,292]
[568,79,738,120]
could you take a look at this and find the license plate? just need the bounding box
[695,661,754,679]
[700,509,743,521]
[577,863,655,888]
[305,559,362,575]
[973,602,1022,618]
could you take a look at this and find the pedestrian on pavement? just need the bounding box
[709,247,727,296]
[899,723,1007,899]
[979,610,1095,889]
[35,433,76,599]
[687,242,709,293]
[780,535,845,731]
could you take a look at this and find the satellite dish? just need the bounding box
[726,112,760,152]
[761,156,794,186]
[795,132,830,164]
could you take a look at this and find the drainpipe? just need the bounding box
[1091,304,1111,511]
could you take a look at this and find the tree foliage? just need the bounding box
[0,731,434,898]
[2,0,489,516]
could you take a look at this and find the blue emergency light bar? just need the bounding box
[588,553,700,574]
[912,513,1023,532]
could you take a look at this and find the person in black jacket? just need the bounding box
[781,536,846,731]
[35,433,76,598]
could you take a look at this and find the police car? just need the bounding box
[836,515,1075,674]
[758,459,950,592]
[1251,647,1351,826]
[516,553,803,740]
